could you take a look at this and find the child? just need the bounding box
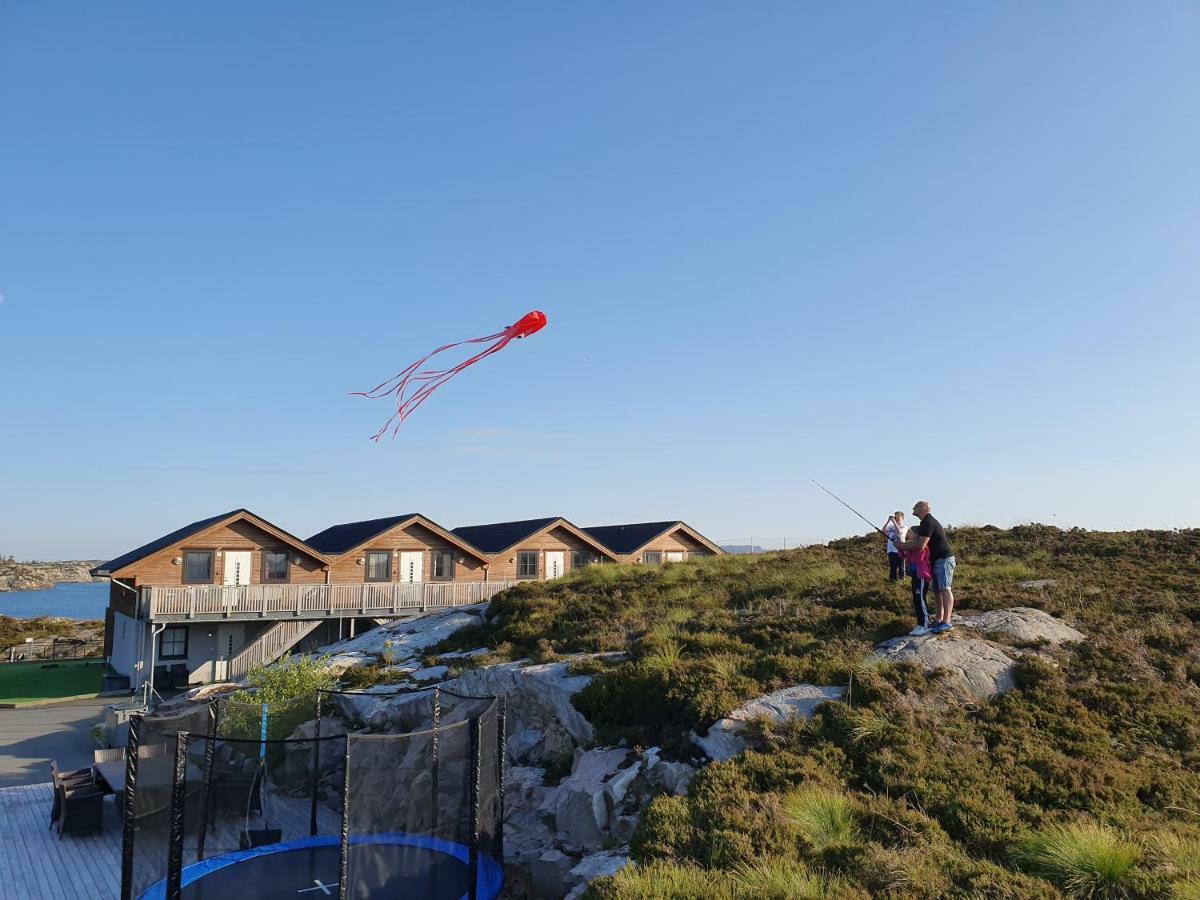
[900,524,932,636]
[883,511,906,582]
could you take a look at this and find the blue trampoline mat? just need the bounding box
[138,833,504,900]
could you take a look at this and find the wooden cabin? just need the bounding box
[450,517,619,580]
[582,521,723,565]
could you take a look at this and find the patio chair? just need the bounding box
[57,782,106,838]
[49,760,94,830]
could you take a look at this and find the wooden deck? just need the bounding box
[0,781,342,899]
[0,782,121,899]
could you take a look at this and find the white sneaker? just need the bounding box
[908,625,932,636]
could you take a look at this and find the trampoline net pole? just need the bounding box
[311,691,322,836]
[167,731,190,900]
[120,713,142,900]
[338,733,351,900]
[431,686,441,834]
[196,703,218,861]
[468,715,481,900]
[497,697,507,863]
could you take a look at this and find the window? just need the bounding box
[431,551,454,581]
[517,551,539,578]
[263,551,289,582]
[572,550,593,570]
[643,551,663,566]
[365,551,391,582]
[183,551,213,584]
[159,626,188,661]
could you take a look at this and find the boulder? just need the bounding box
[553,748,639,851]
[874,633,1018,698]
[646,759,696,796]
[692,684,846,761]
[530,848,577,899]
[956,607,1083,645]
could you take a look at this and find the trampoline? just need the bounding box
[121,688,505,900]
[138,834,504,900]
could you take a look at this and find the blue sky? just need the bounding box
[2,2,1198,560]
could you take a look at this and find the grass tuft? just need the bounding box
[781,787,859,852]
[1012,822,1141,898]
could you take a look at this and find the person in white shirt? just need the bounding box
[883,511,905,582]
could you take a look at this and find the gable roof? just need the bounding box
[306,514,491,562]
[583,521,724,556]
[91,509,329,577]
[451,517,616,559]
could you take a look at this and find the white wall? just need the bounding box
[109,610,146,686]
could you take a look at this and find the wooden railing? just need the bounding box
[225,619,324,682]
[142,580,519,621]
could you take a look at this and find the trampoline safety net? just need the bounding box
[122,689,504,900]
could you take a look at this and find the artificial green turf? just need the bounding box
[0,658,107,703]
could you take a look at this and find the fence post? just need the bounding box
[197,703,218,861]
[496,697,507,863]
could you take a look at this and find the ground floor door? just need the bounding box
[217,624,245,661]
[665,551,685,563]
[545,551,565,579]
[399,551,423,583]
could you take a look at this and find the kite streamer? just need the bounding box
[352,310,547,440]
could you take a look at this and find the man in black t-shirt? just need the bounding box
[894,500,957,634]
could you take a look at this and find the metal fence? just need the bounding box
[2,636,104,663]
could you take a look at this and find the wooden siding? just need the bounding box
[485,523,613,581]
[111,519,326,586]
[326,520,487,583]
[623,527,714,563]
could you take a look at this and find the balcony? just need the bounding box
[140,580,520,622]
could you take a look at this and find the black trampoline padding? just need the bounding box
[138,834,504,900]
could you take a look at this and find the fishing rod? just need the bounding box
[809,479,889,536]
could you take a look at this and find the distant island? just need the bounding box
[0,560,104,592]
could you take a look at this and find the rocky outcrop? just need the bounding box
[316,604,488,672]
[956,607,1083,645]
[874,608,1084,700]
[691,683,847,761]
[0,560,104,592]
[874,634,1018,698]
[442,659,597,764]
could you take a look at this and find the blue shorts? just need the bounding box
[932,556,956,591]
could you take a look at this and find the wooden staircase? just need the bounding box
[225,619,324,682]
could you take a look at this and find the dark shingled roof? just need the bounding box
[305,515,422,555]
[91,509,246,576]
[450,517,561,554]
[582,522,681,555]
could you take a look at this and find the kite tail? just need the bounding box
[354,311,548,440]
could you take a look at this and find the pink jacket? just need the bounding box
[900,544,932,581]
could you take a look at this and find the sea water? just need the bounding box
[0,582,108,620]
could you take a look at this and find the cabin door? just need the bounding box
[544,551,565,580]
[223,551,252,586]
[399,551,423,583]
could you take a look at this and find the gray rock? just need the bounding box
[691,684,847,761]
[565,850,630,889]
[874,633,1018,698]
[553,748,633,849]
[647,760,696,796]
[612,813,641,843]
[409,665,449,681]
[956,607,1083,645]
[530,848,577,899]
[438,658,596,763]
[1018,579,1056,590]
[507,727,545,763]
[504,766,559,864]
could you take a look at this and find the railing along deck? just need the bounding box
[143,580,519,621]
